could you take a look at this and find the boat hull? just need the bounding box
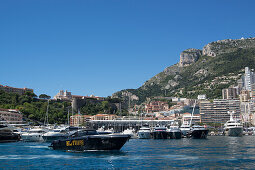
[224,127,243,137]
[0,131,20,143]
[50,135,130,151]
[21,133,44,142]
[168,131,182,139]
[138,131,151,139]
[191,129,209,139]
[152,131,168,139]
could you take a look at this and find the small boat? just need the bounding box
[167,125,182,139]
[137,126,151,139]
[122,127,137,138]
[21,128,48,142]
[152,126,168,139]
[0,124,20,143]
[42,126,77,142]
[97,127,114,135]
[190,125,209,139]
[223,111,243,137]
[49,129,131,151]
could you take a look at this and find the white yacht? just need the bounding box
[137,126,151,139]
[224,111,243,137]
[122,127,137,138]
[21,127,48,142]
[42,127,75,142]
[180,123,191,137]
[167,125,182,139]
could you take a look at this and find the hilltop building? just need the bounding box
[0,84,33,95]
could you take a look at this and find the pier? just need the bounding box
[87,119,176,132]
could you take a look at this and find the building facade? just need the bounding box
[145,101,169,113]
[200,99,240,124]
[0,85,33,95]
[0,109,23,123]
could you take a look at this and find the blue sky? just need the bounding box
[0,0,255,97]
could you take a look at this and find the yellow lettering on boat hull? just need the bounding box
[66,140,84,146]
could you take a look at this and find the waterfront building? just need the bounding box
[0,108,23,123]
[91,114,117,121]
[200,99,240,124]
[0,84,33,95]
[70,114,92,126]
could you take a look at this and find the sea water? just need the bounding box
[1,136,255,169]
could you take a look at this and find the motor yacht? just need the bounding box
[224,111,243,137]
[152,126,168,139]
[167,125,182,139]
[190,125,209,139]
[122,127,137,138]
[0,124,20,143]
[21,128,48,142]
[49,129,131,151]
[137,126,151,139]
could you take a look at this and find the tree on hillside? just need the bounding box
[39,94,51,99]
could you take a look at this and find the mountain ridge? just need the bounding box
[112,37,255,106]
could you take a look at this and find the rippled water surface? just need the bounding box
[1,136,255,169]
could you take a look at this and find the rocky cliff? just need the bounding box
[179,48,202,67]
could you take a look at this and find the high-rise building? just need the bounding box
[244,67,255,91]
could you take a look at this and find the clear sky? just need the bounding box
[0,0,255,98]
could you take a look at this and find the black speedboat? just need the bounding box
[190,125,209,139]
[152,127,168,139]
[0,125,20,143]
[49,129,130,151]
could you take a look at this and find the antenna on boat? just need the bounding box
[189,100,197,127]
[44,99,50,126]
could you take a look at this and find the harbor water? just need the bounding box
[1,136,255,169]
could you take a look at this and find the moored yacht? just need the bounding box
[122,127,137,138]
[0,124,20,143]
[152,126,168,139]
[180,123,191,137]
[21,127,48,142]
[137,126,151,139]
[167,125,182,139]
[224,111,243,137]
[190,125,209,139]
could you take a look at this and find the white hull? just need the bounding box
[138,131,151,139]
[21,133,44,142]
[224,127,243,137]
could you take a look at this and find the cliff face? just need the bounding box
[202,38,255,57]
[112,37,255,104]
[179,48,202,67]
